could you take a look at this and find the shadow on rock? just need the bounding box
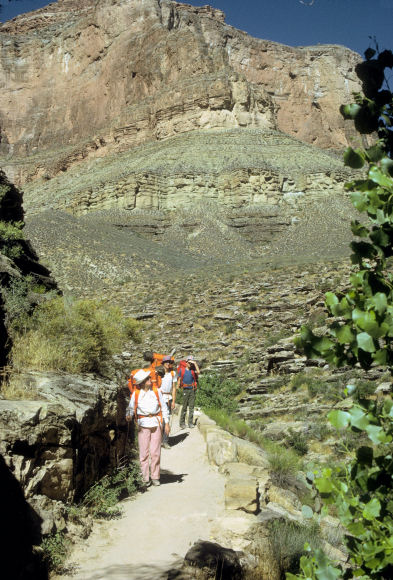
[0,453,48,580]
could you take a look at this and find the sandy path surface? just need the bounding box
[59,417,226,580]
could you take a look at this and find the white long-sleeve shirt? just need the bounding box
[127,388,169,428]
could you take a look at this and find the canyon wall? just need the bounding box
[0,0,362,187]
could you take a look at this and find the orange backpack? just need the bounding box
[128,367,161,395]
[151,352,165,368]
[134,386,162,425]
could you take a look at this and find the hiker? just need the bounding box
[128,354,165,395]
[126,369,170,487]
[178,355,200,429]
[160,355,177,449]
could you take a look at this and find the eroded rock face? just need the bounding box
[0,0,362,186]
[0,367,131,533]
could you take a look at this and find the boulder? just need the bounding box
[206,430,238,466]
[233,436,270,468]
[267,485,302,514]
[184,540,243,580]
[225,477,259,514]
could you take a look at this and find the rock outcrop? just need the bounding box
[197,413,347,578]
[0,362,132,535]
[0,0,362,187]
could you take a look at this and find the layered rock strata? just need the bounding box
[0,0,362,187]
[22,128,353,219]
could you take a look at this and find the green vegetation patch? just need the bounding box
[10,296,141,375]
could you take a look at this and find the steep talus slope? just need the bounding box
[0,0,361,187]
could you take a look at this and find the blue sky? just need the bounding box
[0,0,391,57]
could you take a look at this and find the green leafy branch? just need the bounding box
[289,47,393,580]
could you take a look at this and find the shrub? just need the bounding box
[265,444,302,487]
[80,461,142,518]
[10,296,141,374]
[285,428,309,456]
[41,531,70,573]
[197,374,242,414]
[2,276,34,326]
[224,320,237,335]
[0,220,24,259]
[268,520,321,576]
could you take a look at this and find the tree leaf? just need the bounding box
[381,157,393,177]
[344,147,365,169]
[340,103,361,119]
[336,324,355,344]
[357,332,376,353]
[328,409,351,429]
[369,166,393,188]
[363,498,381,520]
[350,407,370,430]
[366,143,384,162]
[369,292,388,315]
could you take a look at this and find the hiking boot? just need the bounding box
[179,424,186,430]
[188,423,195,429]
[162,442,171,449]
[151,479,160,486]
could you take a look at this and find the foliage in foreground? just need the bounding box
[297,48,393,372]
[10,295,141,374]
[290,48,393,580]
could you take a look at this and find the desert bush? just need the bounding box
[285,428,309,456]
[224,320,237,335]
[0,220,24,259]
[269,519,321,576]
[41,531,70,574]
[79,460,142,519]
[197,373,242,415]
[264,329,289,347]
[265,444,302,488]
[10,296,141,374]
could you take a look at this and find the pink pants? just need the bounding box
[137,426,162,481]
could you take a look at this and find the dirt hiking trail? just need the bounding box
[58,416,227,580]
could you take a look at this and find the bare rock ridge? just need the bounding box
[0,0,362,190]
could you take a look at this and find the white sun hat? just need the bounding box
[133,369,151,385]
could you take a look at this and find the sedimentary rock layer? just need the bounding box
[0,0,362,186]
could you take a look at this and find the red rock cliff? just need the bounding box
[0,0,362,184]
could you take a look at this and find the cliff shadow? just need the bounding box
[0,453,48,580]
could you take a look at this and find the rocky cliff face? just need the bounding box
[0,0,361,187]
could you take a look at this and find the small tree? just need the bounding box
[290,49,393,579]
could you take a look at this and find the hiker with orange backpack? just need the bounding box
[126,369,170,487]
[127,352,165,395]
[177,355,200,430]
[160,355,177,449]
